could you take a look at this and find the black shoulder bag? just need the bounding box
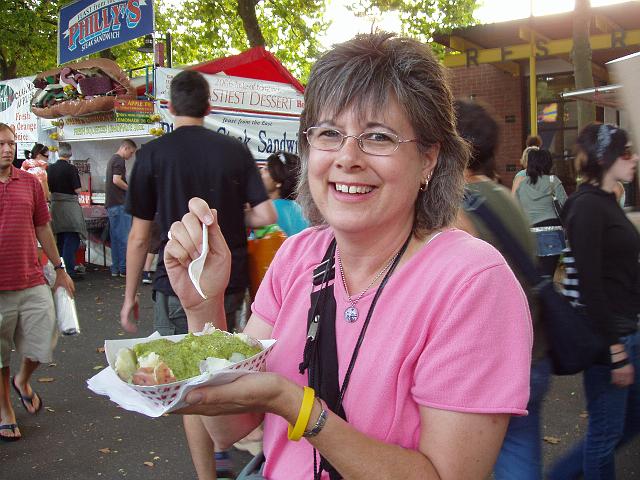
[463,192,606,375]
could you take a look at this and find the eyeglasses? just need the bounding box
[304,127,418,156]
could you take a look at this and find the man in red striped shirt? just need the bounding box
[0,124,74,442]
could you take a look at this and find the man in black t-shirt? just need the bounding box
[105,139,137,277]
[121,70,275,480]
[47,142,87,278]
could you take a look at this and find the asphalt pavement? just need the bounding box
[2,266,639,479]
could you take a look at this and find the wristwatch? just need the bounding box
[54,260,65,271]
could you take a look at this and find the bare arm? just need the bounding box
[120,217,151,332]
[245,199,277,228]
[112,174,128,191]
[198,315,272,449]
[306,404,508,479]
[183,365,509,479]
[42,181,51,201]
[35,223,75,296]
[511,175,524,195]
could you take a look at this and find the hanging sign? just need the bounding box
[0,76,39,143]
[58,0,155,65]
[114,97,155,123]
[155,68,303,159]
[61,111,153,140]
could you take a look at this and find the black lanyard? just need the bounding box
[301,232,412,480]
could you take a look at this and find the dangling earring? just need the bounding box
[419,172,432,192]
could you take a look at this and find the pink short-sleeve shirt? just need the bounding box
[253,228,532,479]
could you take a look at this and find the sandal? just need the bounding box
[0,423,21,442]
[11,377,43,415]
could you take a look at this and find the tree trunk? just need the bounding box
[99,48,117,61]
[0,60,17,80]
[572,0,595,131]
[237,0,266,47]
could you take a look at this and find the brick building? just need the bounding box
[435,1,640,200]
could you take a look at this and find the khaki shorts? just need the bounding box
[0,284,57,367]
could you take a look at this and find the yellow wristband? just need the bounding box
[287,386,315,441]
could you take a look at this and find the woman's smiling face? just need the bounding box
[307,97,438,237]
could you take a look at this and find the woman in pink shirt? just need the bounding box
[165,33,532,480]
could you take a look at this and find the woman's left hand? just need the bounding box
[176,372,294,419]
[611,363,634,387]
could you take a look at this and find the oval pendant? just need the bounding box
[344,306,359,323]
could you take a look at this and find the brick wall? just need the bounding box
[447,64,525,187]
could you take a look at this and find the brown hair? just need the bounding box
[266,151,301,200]
[296,33,469,236]
[576,123,629,184]
[0,123,15,138]
[525,135,542,148]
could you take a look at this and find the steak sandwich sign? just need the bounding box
[58,0,154,64]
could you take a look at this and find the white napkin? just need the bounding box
[87,366,258,417]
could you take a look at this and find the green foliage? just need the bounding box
[2,0,477,82]
[349,0,477,41]
[156,0,328,82]
[0,0,61,79]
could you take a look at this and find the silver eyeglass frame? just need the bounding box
[303,127,418,156]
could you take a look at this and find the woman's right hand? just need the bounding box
[164,197,232,310]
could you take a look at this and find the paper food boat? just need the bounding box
[87,331,276,417]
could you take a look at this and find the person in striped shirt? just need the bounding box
[0,123,74,442]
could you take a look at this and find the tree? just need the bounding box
[155,0,328,81]
[572,0,596,131]
[2,0,477,82]
[350,0,477,47]
[0,0,60,80]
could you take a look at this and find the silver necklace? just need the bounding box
[337,249,402,323]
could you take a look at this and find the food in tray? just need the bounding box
[114,324,263,385]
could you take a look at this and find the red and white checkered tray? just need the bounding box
[87,332,276,417]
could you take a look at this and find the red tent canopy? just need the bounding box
[189,46,304,93]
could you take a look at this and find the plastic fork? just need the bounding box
[188,223,208,299]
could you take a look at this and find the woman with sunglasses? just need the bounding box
[548,123,640,480]
[163,33,532,480]
[21,143,51,199]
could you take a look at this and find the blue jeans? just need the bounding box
[56,232,80,276]
[494,357,552,480]
[152,290,247,336]
[107,205,131,275]
[153,291,188,336]
[547,331,640,480]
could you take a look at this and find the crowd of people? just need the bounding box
[0,31,638,480]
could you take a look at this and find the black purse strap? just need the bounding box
[463,191,542,287]
[301,234,411,480]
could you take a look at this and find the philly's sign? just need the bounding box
[58,0,154,65]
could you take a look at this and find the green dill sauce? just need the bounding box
[132,332,262,380]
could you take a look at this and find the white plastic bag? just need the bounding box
[43,261,56,286]
[54,287,80,336]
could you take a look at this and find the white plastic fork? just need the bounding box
[188,223,208,299]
